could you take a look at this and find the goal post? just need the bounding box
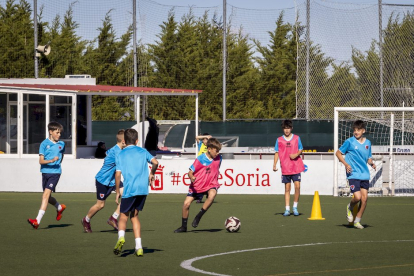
[334,107,414,197]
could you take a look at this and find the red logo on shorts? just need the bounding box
[350,185,355,190]
[99,193,105,199]
[150,165,164,191]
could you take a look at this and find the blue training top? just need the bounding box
[95,144,122,187]
[39,138,65,174]
[339,136,372,180]
[115,145,155,198]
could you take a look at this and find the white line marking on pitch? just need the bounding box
[180,240,414,276]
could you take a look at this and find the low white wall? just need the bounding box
[0,158,334,195]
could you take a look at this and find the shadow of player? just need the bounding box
[274,212,304,216]
[100,228,155,233]
[120,247,163,257]
[190,228,223,233]
[44,224,73,229]
[338,224,371,229]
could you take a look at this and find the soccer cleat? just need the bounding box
[283,210,291,216]
[293,207,299,216]
[174,226,187,233]
[113,237,125,255]
[81,217,92,233]
[107,216,118,231]
[134,248,144,257]
[354,222,364,229]
[28,218,39,229]
[192,216,201,228]
[346,204,353,223]
[56,204,66,221]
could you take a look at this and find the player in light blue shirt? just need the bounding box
[28,122,66,229]
[113,128,158,257]
[336,120,376,229]
[82,130,126,233]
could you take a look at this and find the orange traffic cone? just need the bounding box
[308,191,325,220]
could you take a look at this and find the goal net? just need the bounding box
[334,107,414,197]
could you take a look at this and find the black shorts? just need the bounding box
[349,179,369,193]
[187,187,218,201]
[42,173,61,192]
[281,173,301,183]
[95,180,123,201]
[120,195,147,213]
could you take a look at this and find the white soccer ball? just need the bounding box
[225,216,241,232]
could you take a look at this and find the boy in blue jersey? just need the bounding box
[113,128,158,257]
[28,122,66,229]
[81,130,125,233]
[336,120,376,229]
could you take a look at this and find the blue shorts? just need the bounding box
[95,180,123,201]
[349,179,369,193]
[281,173,301,183]
[187,187,218,201]
[42,173,61,192]
[120,195,147,214]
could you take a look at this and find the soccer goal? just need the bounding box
[334,107,414,197]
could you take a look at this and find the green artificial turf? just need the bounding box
[1,193,414,276]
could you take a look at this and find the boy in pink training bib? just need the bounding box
[273,120,305,217]
[174,138,222,233]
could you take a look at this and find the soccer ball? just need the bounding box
[225,216,241,232]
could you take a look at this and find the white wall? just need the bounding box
[0,158,334,195]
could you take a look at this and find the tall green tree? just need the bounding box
[254,12,297,118]
[226,28,262,119]
[39,2,87,77]
[0,0,34,78]
[83,10,132,85]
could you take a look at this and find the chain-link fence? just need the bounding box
[0,0,413,120]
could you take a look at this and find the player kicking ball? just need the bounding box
[174,138,222,233]
[81,130,125,233]
[336,120,376,229]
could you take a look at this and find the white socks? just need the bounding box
[36,210,45,223]
[55,202,62,211]
[112,212,119,219]
[285,206,290,211]
[135,238,142,250]
[85,216,91,223]
[354,217,361,223]
[118,230,125,239]
[293,202,298,208]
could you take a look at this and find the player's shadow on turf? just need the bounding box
[119,247,163,257]
[100,229,155,233]
[45,224,73,229]
[339,224,371,229]
[191,228,223,233]
[274,212,303,216]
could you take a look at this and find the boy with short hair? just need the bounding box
[335,120,376,229]
[174,138,222,233]
[81,130,126,233]
[273,120,305,216]
[113,128,158,257]
[28,122,66,229]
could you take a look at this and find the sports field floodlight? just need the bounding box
[36,43,51,57]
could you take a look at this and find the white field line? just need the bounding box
[180,240,414,276]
